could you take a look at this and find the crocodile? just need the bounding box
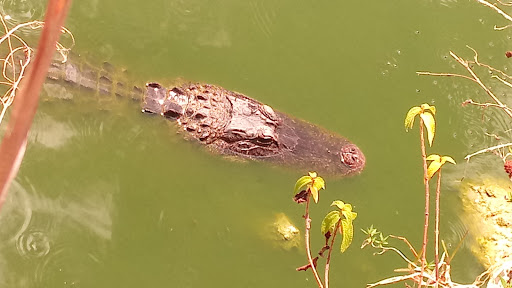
[41,54,365,176]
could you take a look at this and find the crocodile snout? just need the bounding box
[340,143,365,172]
[142,82,167,114]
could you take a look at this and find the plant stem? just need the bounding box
[419,118,430,288]
[304,191,324,288]
[434,169,442,287]
[324,219,341,288]
[0,0,72,208]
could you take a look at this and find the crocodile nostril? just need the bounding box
[340,144,365,170]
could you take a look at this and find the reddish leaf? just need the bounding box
[293,190,308,203]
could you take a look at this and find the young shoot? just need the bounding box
[293,172,357,288]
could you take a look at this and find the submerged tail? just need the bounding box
[44,53,145,101]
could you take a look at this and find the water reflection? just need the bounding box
[249,0,279,39]
[0,0,44,22]
[0,0,44,37]
[16,230,50,258]
[0,174,114,287]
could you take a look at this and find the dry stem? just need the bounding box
[419,117,430,288]
[0,16,74,125]
[324,219,341,288]
[418,47,512,119]
[434,169,442,287]
[465,142,512,160]
[304,192,324,288]
[474,0,512,23]
[389,235,419,259]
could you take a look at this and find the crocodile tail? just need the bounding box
[44,53,144,102]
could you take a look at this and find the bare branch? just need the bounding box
[449,48,512,118]
[416,71,477,83]
[462,99,512,114]
[465,142,512,160]
[474,0,512,23]
[389,234,419,259]
[494,24,512,30]
[496,0,512,6]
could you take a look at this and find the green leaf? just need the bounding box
[321,211,341,235]
[343,211,357,222]
[426,154,441,162]
[427,154,456,179]
[310,185,319,203]
[340,219,354,253]
[427,160,442,179]
[312,176,325,191]
[362,225,378,237]
[377,233,389,246]
[404,106,422,131]
[421,103,436,115]
[441,156,456,165]
[294,175,312,194]
[331,200,345,210]
[420,112,436,146]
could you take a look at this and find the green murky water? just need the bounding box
[1,0,511,286]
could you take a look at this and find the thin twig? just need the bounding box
[389,235,419,259]
[416,71,477,83]
[304,192,324,288]
[494,24,512,30]
[419,117,430,288]
[464,142,512,160]
[496,0,512,6]
[366,272,422,288]
[324,219,341,288]
[419,48,512,119]
[373,244,417,267]
[474,0,512,22]
[462,99,512,115]
[434,169,442,287]
[451,48,512,119]
[491,75,512,88]
[467,47,512,81]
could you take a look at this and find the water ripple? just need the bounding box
[0,0,45,31]
[16,230,50,258]
[0,180,32,246]
[249,0,276,38]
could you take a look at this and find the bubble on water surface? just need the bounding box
[0,0,45,37]
[0,0,44,21]
[16,230,50,258]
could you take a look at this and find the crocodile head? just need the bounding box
[340,143,365,172]
[142,82,167,114]
[142,82,187,120]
